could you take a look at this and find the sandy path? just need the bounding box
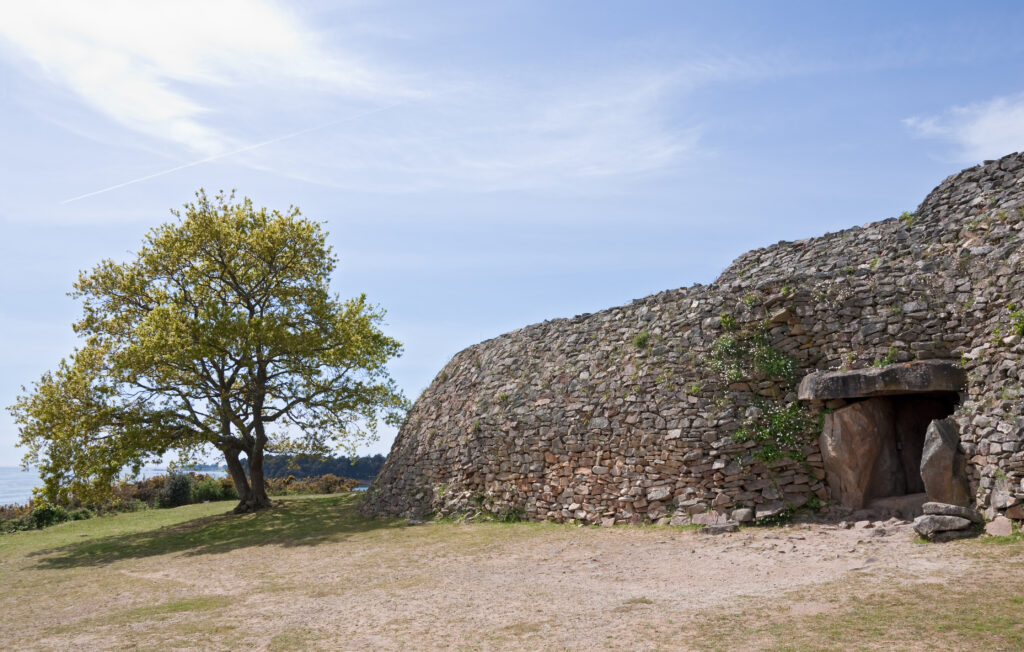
[11,513,982,651]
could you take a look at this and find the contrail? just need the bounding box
[60,102,407,204]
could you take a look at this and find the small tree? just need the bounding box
[10,191,406,512]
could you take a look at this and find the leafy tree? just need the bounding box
[9,191,406,512]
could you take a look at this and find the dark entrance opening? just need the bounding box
[872,392,959,498]
[818,391,959,511]
[798,360,968,514]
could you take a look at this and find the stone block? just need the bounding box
[922,501,982,523]
[913,514,972,538]
[920,419,971,506]
[984,515,1013,537]
[798,360,966,400]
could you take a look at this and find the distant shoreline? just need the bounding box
[0,466,227,507]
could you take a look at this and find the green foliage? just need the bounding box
[191,476,224,503]
[708,328,796,385]
[30,503,69,529]
[9,190,407,511]
[1008,303,1024,337]
[68,507,94,521]
[218,476,239,500]
[753,505,796,526]
[872,347,899,368]
[734,401,818,463]
[719,313,738,332]
[899,210,918,228]
[160,473,194,508]
[632,330,650,349]
[264,473,357,495]
[255,453,386,482]
[685,381,702,396]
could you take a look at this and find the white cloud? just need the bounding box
[0,0,412,156]
[0,2,782,200]
[905,93,1024,162]
[240,70,705,193]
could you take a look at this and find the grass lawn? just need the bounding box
[2,494,1022,650]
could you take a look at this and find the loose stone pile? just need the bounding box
[364,152,1024,530]
[913,502,983,542]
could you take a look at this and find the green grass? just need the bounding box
[3,493,401,569]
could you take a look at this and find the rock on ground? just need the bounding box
[922,502,982,523]
[984,515,1013,537]
[913,514,972,539]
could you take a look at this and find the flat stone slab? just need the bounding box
[922,502,982,523]
[913,514,973,538]
[697,522,739,535]
[798,360,966,400]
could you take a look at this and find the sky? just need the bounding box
[2,1,1024,467]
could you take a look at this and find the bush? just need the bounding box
[191,476,224,503]
[30,503,69,528]
[265,473,357,496]
[68,507,94,521]
[159,473,194,508]
[125,475,167,507]
[218,476,238,500]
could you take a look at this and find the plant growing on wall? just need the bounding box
[706,315,817,464]
[707,323,796,385]
[734,401,818,463]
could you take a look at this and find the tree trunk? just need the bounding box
[246,444,271,511]
[223,448,269,513]
[225,445,271,513]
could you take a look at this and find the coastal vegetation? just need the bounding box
[2,472,358,533]
[8,191,406,513]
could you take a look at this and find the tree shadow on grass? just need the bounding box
[29,493,404,569]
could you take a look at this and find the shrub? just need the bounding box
[68,507,94,521]
[218,476,239,500]
[265,473,357,496]
[126,475,168,507]
[191,476,224,503]
[159,473,194,508]
[30,503,69,529]
[632,331,650,349]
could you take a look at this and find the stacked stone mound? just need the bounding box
[364,152,1024,526]
[913,502,982,542]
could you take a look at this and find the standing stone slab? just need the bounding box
[920,418,971,507]
[820,398,904,509]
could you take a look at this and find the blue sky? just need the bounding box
[2,1,1023,466]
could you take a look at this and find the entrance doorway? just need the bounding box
[797,360,967,512]
[818,393,959,510]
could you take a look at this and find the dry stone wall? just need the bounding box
[364,152,1024,524]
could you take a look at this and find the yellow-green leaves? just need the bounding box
[9,190,406,507]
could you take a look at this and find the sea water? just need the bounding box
[0,467,43,506]
[0,466,226,506]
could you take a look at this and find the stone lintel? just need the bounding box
[798,360,965,401]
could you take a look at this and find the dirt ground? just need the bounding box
[1,497,1020,651]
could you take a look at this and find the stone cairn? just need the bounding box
[913,502,983,542]
[364,152,1024,538]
